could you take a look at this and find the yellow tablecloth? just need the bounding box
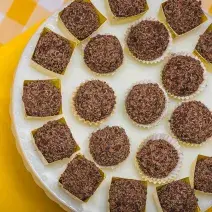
[0,21,64,212]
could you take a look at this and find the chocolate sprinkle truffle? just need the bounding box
[109,177,147,212]
[126,20,170,61]
[59,155,104,202]
[73,80,116,123]
[125,83,166,126]
[22,80,62,117]
[163,0,204,35]
[32,30,73,74]
[84,35,124,74]
[196,31,212,63]
[33,119,79,163]
[157,179,198,212]
[89,126,130,166]
[60,0,100,41]
[194,157,212,193]
[162,55,204,97]
[108,0,147,18]
[170,101,212,144]
[136,139,179,178]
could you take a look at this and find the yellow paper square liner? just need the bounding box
[59,154,105,202]
[193,24,212,72]
[58,0,107,45]
[105,0,149,24]
[31,27,76,76]
[190,154,212,195]
[23,79,62,118]
[31,117,80,157]
[158,1,208,39]
[110,177,147,212]
[155,177,201,212]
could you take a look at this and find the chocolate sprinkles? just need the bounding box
[125,83,166,125]
[170,101,212,144]
[163,0,204,35]
[22,80,62,117]
[108,0,147,17]
[194,157,212,193]
[158,180,198,212]
[84,35,123,74]
[89,126,130,166]
[59,155,104,202]
[109,177,147,212]
[136,139,179,178]
[73,80,116,123]
[126,20,170,61]
[162,55,204,97]
[32,30,72,74]
[60,0,100,40]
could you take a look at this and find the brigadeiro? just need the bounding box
[89,126,130,167]
[162,55,205,99]
[125,83,167,127]
[32,29,74,75]
[32,119,79,164]
[73,80,116,124]
[136,136,180,182]
[108,0,147,18]
[59,0,101,41]
[196,30,212,63]
[163,0,204,35]
[194,156,212,193]
[22,80,62,117]
[157,179,198,212]
[59,154,105,202]
[170,101,212,145]
[109,177,147,212]
[126,20,171,62]
[84,35,124,75]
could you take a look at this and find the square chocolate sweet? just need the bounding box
[59,155,105,202]
[22,79,62,117]
[58,0,106,42]
[32,28,75,75]
[109,177,147,212]
[32,118,80,164]
[194,155,212,194]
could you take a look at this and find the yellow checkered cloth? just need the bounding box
[0,0,211,47]
[0,0,70,46]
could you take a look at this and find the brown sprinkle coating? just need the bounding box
[158,180,198,212]
[59,155,104,202]
[162,55,204,97]
[170,101,212,144]
[125,83,166,125]
[163,0,204,35]
[32,30,72,74]
[60,0,100,41]
[194,157,212,193]
[109,177,147,212]
[84,35,124,74]
[22,80,62,117]
[136,139,179,178]
[196,31,212,63]
[126,20,170,61]
[108,0,147,17]
[89,126,130,166]
[73,80,116,123]
[33,120,79,163]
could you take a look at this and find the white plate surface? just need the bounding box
[11,0,212,211]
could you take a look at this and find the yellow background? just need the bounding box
[0,22,64,212]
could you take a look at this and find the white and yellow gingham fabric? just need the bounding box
[0,0,70,46]
[0,0,211,47]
